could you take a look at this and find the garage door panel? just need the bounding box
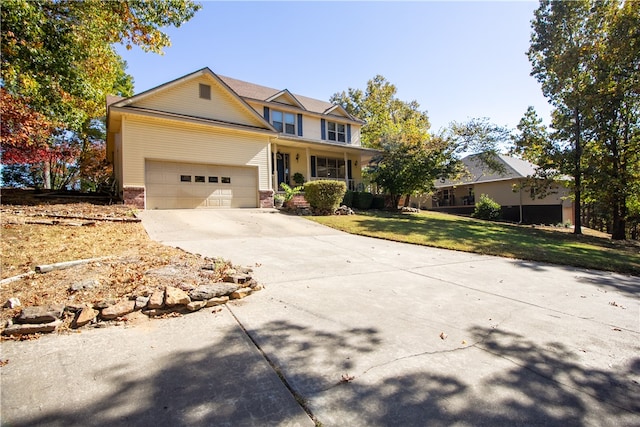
[145,160,257,209]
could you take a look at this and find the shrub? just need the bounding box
[371,195,386,210]
[342,190,354,207]
[304,180,347,215]
[473,194,501,221]
[352,191,374,210]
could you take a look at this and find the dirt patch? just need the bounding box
[1,190,244,334]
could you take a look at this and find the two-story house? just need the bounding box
[106,67,377,209]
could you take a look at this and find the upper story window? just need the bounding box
[199,83,211,100]
[272,110,296,135]
[327,121,346,142]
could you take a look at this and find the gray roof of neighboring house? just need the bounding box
[437,153,539,187]
[219,75,354,119]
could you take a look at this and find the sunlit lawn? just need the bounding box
[308,210,640,276]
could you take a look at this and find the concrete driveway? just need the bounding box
[2,209,638,426]
[141,209,640,426]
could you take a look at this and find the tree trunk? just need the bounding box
[403,194,411,207]
[573,107,582,235]
[43,161,51,190]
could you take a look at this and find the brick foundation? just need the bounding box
[123,186,145,209]
[259,190,275,208]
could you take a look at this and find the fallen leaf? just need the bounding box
[439,332,448,340]
[340,373,355,383]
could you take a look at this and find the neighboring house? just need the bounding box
[106,67,377,209]
[422,153,573,224]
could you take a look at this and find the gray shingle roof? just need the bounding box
[437,153,539,187]
[219,75,337,116]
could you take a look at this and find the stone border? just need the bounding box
[2,271,262,337]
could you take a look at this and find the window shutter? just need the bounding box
[264,106,270,123]
[347,124,352,143]
[311,156,317,177]
[347,160,352,180]
[320,119,326,140]
[297,114,303,136]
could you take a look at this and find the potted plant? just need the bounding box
[280,183,303,208]
[293,172,305,186]
[273,193,285,208]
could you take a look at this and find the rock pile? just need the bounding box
[401,206,420,213]
[335,205,355,215]
[2,270,262,336]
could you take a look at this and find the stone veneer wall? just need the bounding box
[123,186,145,209]
[259,190,274,208]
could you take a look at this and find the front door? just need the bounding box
[276,153,290,189]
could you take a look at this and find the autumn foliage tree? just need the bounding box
[1,0,200,189]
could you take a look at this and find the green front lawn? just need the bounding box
[309,211,640,275]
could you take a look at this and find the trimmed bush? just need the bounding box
[342,190,354,208]
[473,194,501,221]
[352,191,374,210]
[371,195,386,210]
[304,180,347,215]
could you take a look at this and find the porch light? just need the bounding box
[296,153,299,162]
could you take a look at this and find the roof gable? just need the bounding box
[265,89,306,110]
[110,68,274,131]
[323,104,353,119]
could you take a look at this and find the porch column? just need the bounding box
[344,151,348,188]
[306,147,311,183]
[273,143,278,190]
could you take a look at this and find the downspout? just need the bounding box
[519,180,523,224]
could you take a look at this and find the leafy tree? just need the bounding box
[0,88,53,165]
[367,134,461,209]
[1,0,200,188]
[527,0,639,239]
[330,75,431,149]
[528,0,602,235]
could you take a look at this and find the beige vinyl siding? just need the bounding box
[132,76,265,128]
[303,115,322,140]
[472,181,568,206]
[121,115,270,190]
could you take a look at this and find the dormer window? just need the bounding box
[272,110,296,135]
[199,83,211,100]
[328,121,346,142]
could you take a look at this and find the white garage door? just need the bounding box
[145,160,258,209]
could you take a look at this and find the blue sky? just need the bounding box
[115,1,551,133]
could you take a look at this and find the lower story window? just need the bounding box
[314,157,345,179]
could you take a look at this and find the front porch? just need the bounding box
[270,141,373,192]
[430,185,475,208]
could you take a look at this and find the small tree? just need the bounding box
[473,194,501,221]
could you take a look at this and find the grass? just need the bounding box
[308,210,640,276]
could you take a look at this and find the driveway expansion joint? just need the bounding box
[225,304,321,426]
